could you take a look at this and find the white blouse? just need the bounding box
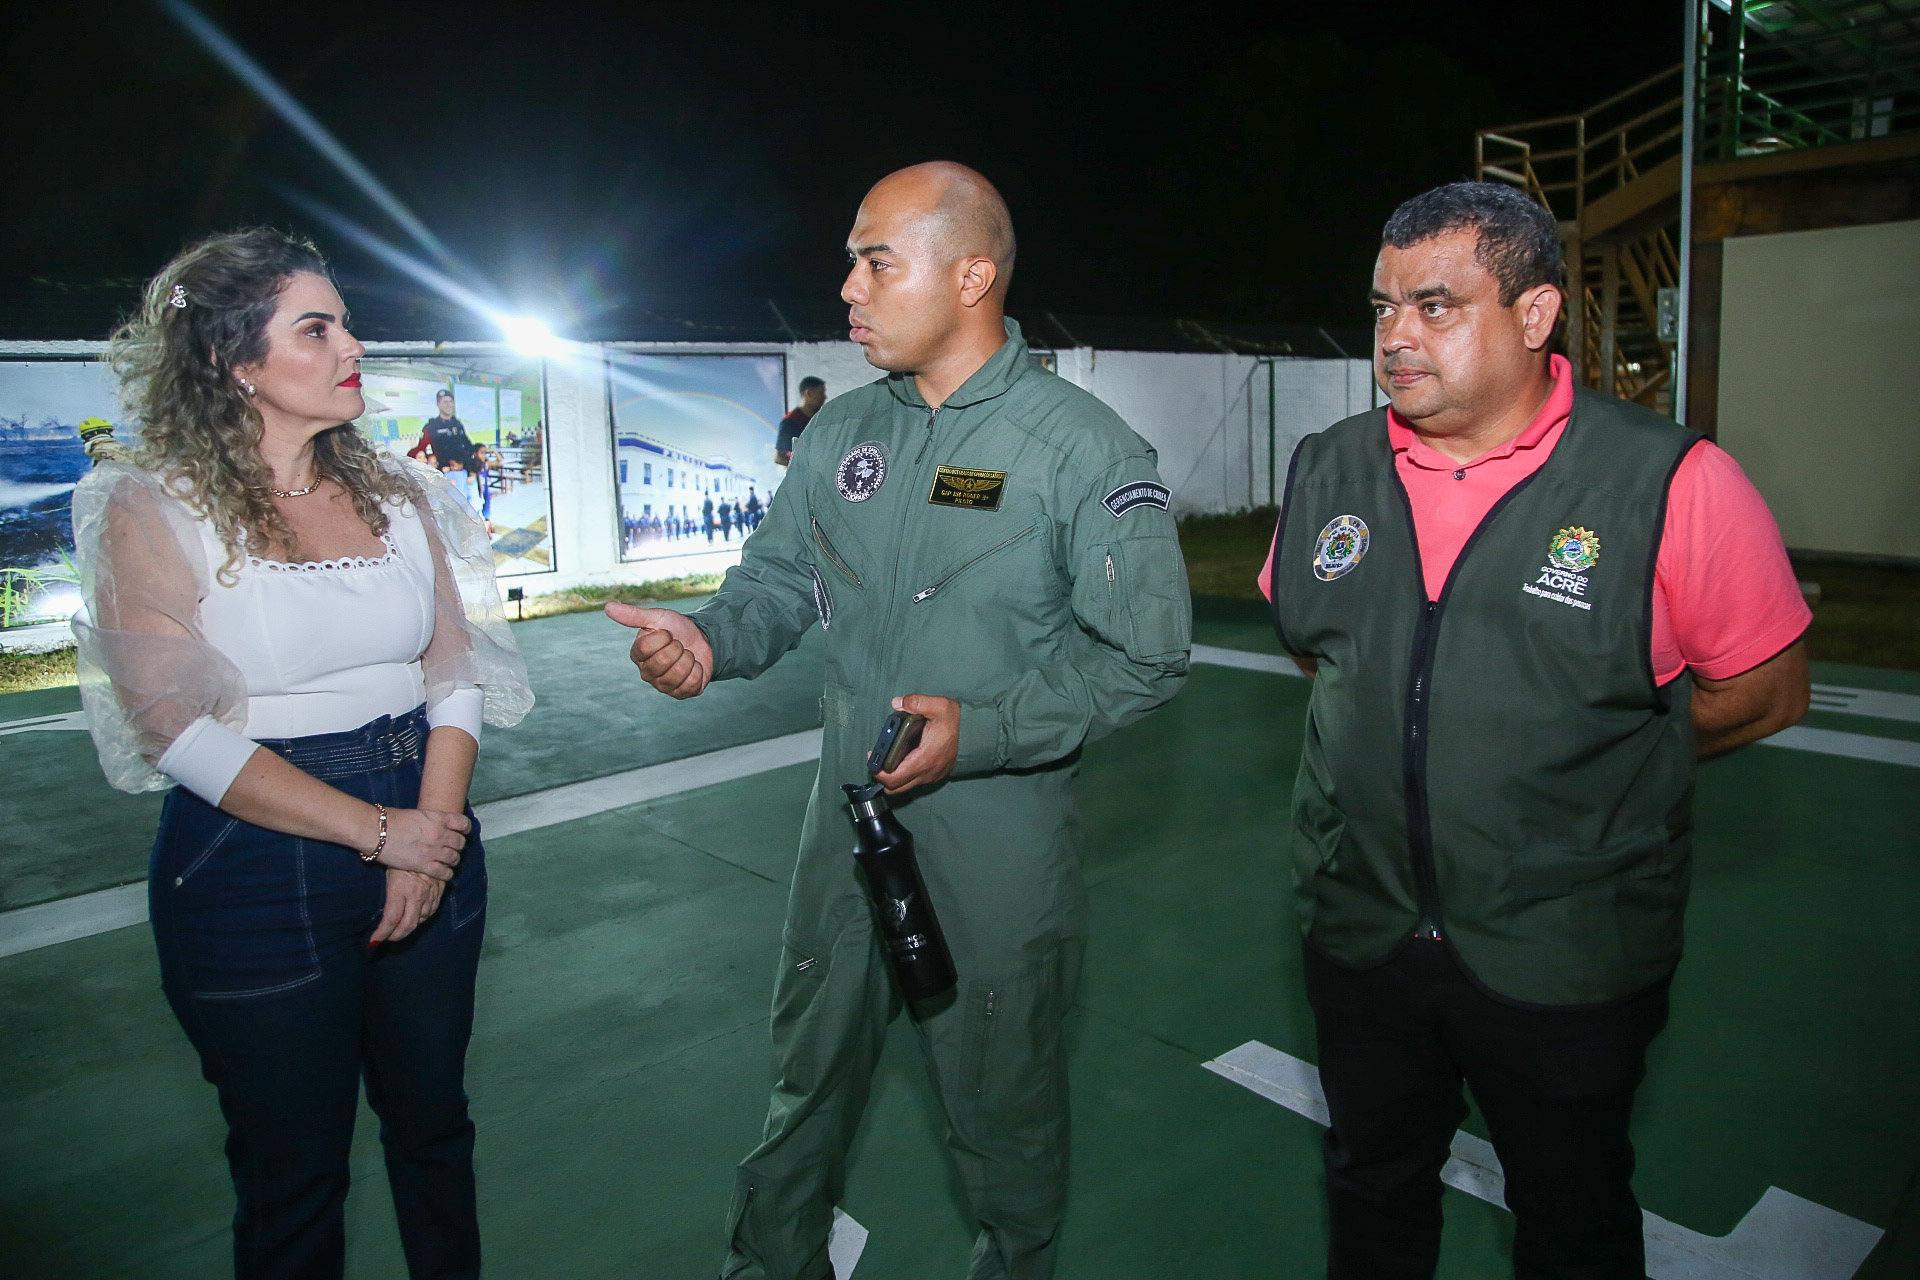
[72,458,533,804]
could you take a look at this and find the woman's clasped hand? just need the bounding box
[371,805,470,880]
[367,807,470,944]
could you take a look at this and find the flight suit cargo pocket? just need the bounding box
[955,951,1069,1134]
[1507,826,1675,900]
[1098,535,1191,661]
[769,933,835,1091]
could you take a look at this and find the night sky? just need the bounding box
[5,1,1682,337]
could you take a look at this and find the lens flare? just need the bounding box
[499,317,568,359]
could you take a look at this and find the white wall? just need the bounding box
[1718,218,1920,560]
[786,340,1373,515]
[1055,350,1374,514]
[785,340,886,412]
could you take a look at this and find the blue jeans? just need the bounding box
[149,708,487,1280]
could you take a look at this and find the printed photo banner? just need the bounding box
[605,351,785,563]
[354,356,556,576]
[0,361,131,628]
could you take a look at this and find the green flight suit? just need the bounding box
[692,319,1191,1280]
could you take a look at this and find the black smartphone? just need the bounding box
[867,710,928,775]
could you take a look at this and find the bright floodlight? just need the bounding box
[500,316,566,358]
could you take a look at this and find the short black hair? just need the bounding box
[798,376,825,394]
[1381,182,1562,306]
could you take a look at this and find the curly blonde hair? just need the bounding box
[106,228,418,582]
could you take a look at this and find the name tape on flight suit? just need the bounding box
[927,466,1007,510]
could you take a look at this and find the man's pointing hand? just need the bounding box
[606,603,714,699]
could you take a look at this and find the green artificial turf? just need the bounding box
[4,656,1919,1276]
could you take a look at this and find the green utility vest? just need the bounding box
[1272,388,1703,1006]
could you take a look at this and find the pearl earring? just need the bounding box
[243,380,256,396]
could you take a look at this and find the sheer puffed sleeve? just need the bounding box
[392,459,533,732]
[70,463,254,796]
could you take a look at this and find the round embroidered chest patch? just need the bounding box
[1313,514,1370,581]
[836,442,888,502]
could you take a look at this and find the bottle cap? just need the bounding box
[843,781,888,820]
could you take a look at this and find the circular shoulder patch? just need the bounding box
[836,442,888,502]
[1313,514,1370,581]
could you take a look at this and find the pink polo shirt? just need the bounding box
[1259,355,1811,683]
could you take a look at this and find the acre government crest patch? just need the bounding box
[1313,515,1370,581]
[836,442,888,502]
[1546,526,1601,572]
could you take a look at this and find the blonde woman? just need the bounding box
[72,229,531,1280]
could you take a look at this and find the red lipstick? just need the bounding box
[339,373,362,388]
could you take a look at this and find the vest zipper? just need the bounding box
[1404,599,1445,941]
[1391,462,1547,946]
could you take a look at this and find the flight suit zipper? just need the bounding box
[875,400,946,698]
[975,987,999,1106]
[916,405,939,463]
[911,523,1041,603]
[811,517,862,587]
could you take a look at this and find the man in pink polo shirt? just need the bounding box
[1262,182,1810,1279]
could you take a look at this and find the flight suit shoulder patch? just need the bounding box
[1101,480,1171,518]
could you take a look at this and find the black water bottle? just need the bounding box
[843,782,957,1001]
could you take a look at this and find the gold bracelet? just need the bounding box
[363,804,388,864]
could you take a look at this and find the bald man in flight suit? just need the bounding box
[610,163,1191,1280]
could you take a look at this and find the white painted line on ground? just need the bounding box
[829,1207,868,1277]
[1809,683,1920,725]
[1188,645,1920,770]
[0,882,147,959]
[5,657,1913,957]
[472,729,822,840]
[1204,1040,1883,1280]
[1191,644,1304,677]
[1760,726,1920,770]
[0,729,826,959]
[0,710,90,736]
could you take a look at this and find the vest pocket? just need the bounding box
[1292,782,1347,876]
[1507,825,1675,900]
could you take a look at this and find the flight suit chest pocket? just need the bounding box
[811,515,865,588]
[811,515,868,631]
[910,518,1044,605]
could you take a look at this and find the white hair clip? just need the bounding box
[168,284,188,309]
